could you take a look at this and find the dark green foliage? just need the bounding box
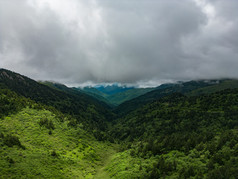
[2,134,25,149]
[1,68,238,178]
[39,118,55,130]
[109,88,238,178]
[107,88,155,106]
[0,86,28,118]
[79,85,155,106]
[115,79,238,116]
[0,69,113,138]
[51,150,58,157]
[114,81,213,115]
[6,157,15,165]
[76,86,113,106]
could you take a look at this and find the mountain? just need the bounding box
[114,79,238,116]
[95,84,134,95]
[0,69,113,138]
[0,83,114,178]
[76,86,113,107]
[106,88,155,106]
[108,89,238,178]
[1,68,238,178]
[80,85,155,106]
[187,79,238,96]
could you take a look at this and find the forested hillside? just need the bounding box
[108,89,238,178]
[0,86,114,178]
[115,79,238,116]
[0,69,113,140]
[1,69,238,178]
[80,86,155,106]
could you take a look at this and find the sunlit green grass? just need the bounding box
[0,107,113,178]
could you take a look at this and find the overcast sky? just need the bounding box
[0,0,238,87]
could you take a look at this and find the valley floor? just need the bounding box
[93,148,117,179]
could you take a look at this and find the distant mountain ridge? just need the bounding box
[114,79,238,116]
[94,84,134,95]
[79,84,155,106]
[1,68,238,178]
[0,68,113,135]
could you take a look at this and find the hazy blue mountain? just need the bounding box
[106,88,155,106]
[95,84,134,95]
[80,84,155,106]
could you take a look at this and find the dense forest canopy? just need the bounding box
[1,69,238,178]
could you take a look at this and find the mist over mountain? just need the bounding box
[1,68,238,178]
[1,0,238,86]
[1,0,238,178]
[94,84,134,95]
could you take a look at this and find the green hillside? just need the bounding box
[114,80,212,116]
[106,88,154,106]
[80,86,155,106]
[108,89,238,178]
[187,79,238,96]
[0,93,114,178]
[0,69,113,140]
[76,87,113,107]
[115,79,238,116]
[1,68,238,178]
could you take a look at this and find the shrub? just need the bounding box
[51,150,58,157]
[39,118,55,130]
[3,134,24,149]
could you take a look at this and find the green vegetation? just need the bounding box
[79,86,155,106]
[108,90,238,178]
[0,107,114,178]
[106,88,154,106]
[115,79,238,116]
[1,68,238,178]
[76,87,113,107]
[0,69,114,140]
[187,79,238,96]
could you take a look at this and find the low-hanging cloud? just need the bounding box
[0,0,237,86]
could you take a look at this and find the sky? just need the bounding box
[0,0,238,87]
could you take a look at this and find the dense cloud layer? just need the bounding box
[0,0,237,87]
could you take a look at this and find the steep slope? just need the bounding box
[0,91,114,178]
[75,87,113,107]
[105,88,155,106]
[0,69,113,138]
[0,85,29,118]
[1,69,238,178]
[81,87,109,98]
[95,84,134,95]
[80,86,155,106]
[41,81,114,108]
[187,79,238,96]
[107,89,238,178]
[114,79,238,116]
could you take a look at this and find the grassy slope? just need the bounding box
[0,107,114,178]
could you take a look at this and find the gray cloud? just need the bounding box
[0,0,237,86]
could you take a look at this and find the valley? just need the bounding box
[1,69,238,178]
